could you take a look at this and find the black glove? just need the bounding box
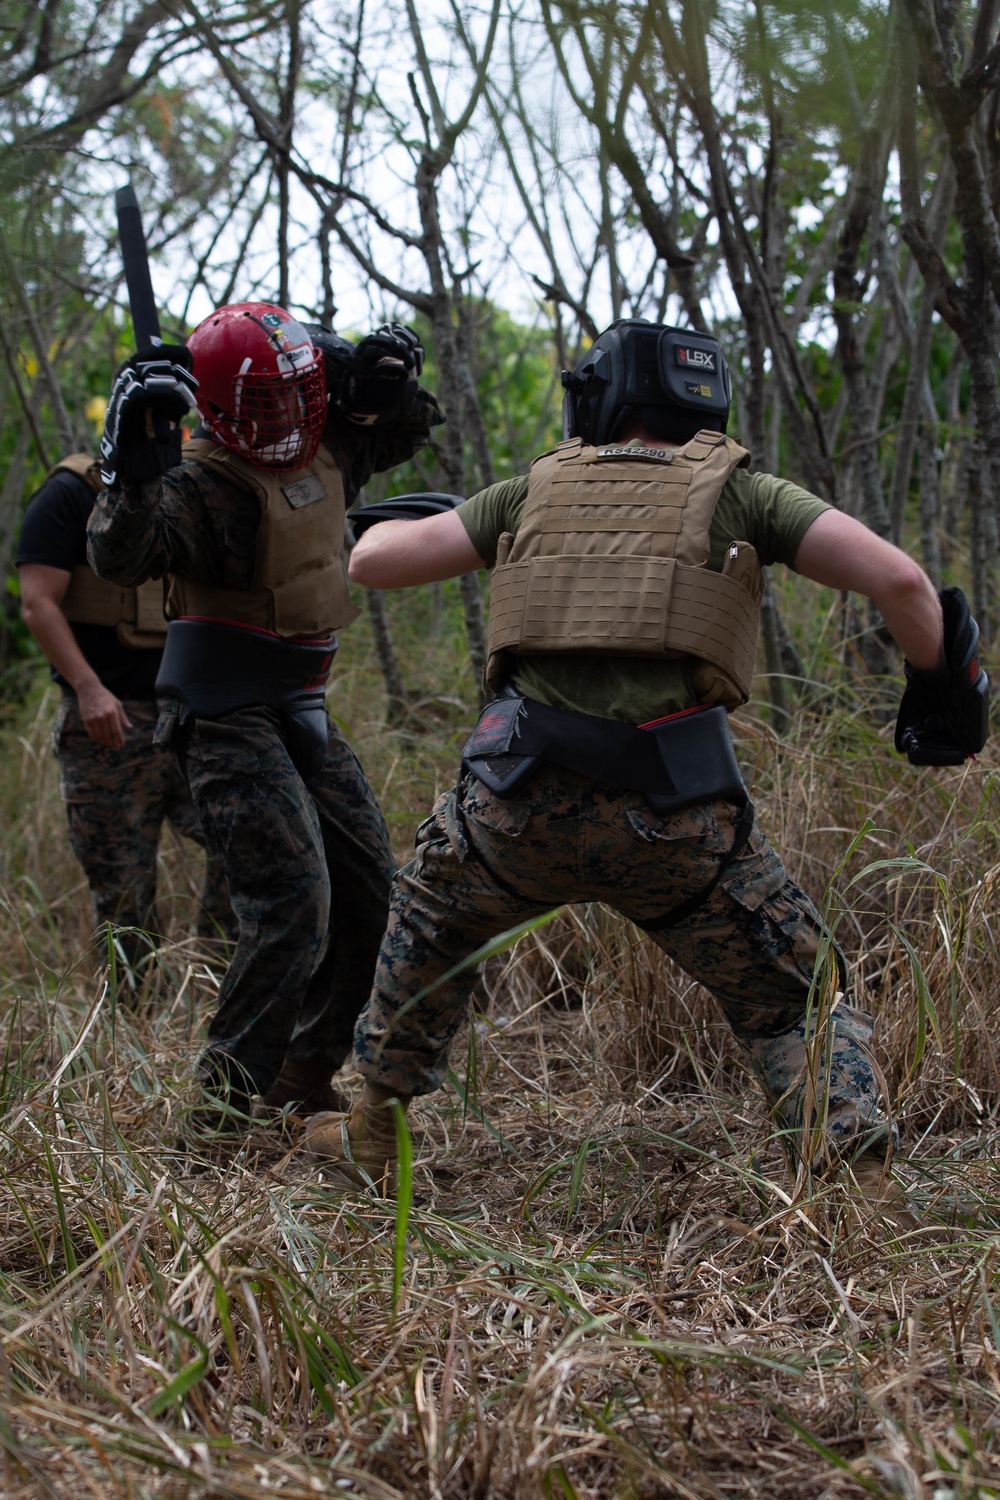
[100,344,197,485]
[343,323,425,426]
[895,586,990,765]
[348,491,463,539]
[301,323,356,403]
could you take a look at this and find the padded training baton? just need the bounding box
[115,184,162,348]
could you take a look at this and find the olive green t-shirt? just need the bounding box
[459,450,830,723]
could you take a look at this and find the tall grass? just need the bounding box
[1,590,999,1498]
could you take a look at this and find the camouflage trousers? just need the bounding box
[354,764,894,1166]
[176,704,394,1099]
[54,696,232,968]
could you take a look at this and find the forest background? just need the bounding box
[1,1,1000,1496]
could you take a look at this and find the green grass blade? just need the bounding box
[390,1097,414,1315]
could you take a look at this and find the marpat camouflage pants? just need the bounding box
[54,696,232,968]
[354,764,893,1165]
[177,704,394,1098]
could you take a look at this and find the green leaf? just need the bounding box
[148,1350,209,1417]
[390,1098,414,1315]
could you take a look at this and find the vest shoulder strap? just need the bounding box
[181,438,269,503]
[676,431,750,468]
[48,454,102,495]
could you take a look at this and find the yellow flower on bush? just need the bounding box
[86,394,108,434]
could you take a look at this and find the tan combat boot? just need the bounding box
[304,1082,411,1194]
[261,1058,348,1116]
[848,1149,920,1233]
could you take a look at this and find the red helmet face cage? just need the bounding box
[187,302,328,470]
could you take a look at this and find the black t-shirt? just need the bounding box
[16,469,162,699]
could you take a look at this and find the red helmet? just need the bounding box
[187,302,328,470]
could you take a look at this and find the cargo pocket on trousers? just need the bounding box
[623,796,719,850]
[52,699,72,802]
[51,696,71,759]
[719,848,843,997]
[456,774,535,892]
[461,774,534,839]
[410,787,469,882]
[717,825,789,911]
[51,703,104,804]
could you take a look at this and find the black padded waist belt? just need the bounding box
[462,694,747,811]
[156,618,338,780]
[462,693,754,932]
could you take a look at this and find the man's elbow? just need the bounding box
[85,541,133,587]
[347,539,380,587]
[878,553,934,608]
[20,597,42,633]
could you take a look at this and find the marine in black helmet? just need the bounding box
[303,318,986,1225]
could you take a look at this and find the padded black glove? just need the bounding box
[895,586,990,765]
[100,344,197,485]
[348,491,463,539]
[343,323,425,426]
[301,323,356,403]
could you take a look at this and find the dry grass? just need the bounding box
[1,595,999,1499]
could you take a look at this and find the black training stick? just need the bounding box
[115,184,162,348]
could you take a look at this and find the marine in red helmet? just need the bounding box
[189,302,329,469]
[88,304,444,1138]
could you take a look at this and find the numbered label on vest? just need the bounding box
[595,445,674,463]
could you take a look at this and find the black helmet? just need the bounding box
[561,319,731,446]
[301,322,356,401]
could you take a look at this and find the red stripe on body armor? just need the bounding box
[175,614,335,646]
[638,704,713,731]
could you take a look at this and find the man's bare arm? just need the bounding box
[19,564,131,748]
[348,508,487,588]
[793,509,944,672]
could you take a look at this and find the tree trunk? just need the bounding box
[900,0,1000,633]
[365,587,409,723]
[759,571,791,735]
[888,281,937,544]
[831,125,893,538]
[968,448,994,641]
[414,153,488,696]
[917,412,943,586]
[0,426,32,670]
[275,0,302,308]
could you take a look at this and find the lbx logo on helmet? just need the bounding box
[676,346,717,373]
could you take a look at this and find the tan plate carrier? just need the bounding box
[51,454,168,649]
[166,439,359,638]
[485,431,764,707]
